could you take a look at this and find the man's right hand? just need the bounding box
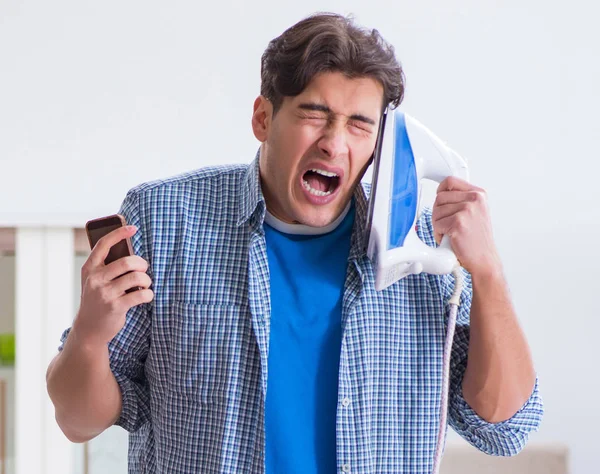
[72,225,154,349]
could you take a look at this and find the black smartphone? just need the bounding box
[85,214,140,293]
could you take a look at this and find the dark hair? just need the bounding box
[260,12,405,114]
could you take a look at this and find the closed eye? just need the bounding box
[299,113,328,121]
[349,120,373,134]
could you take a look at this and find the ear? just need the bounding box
[251,96,273,142]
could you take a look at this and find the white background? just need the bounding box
[1,0,598,472]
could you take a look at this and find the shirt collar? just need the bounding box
[236,151,266,228]
[349,182,369,261]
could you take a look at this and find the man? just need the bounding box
[47,12,543,474]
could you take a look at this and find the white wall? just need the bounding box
[2,0,599,473]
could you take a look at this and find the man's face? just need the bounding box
[252,71,384,227]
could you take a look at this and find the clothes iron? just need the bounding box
[365,108,470,291]
[365,107,470,474]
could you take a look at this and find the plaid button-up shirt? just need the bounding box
[61,156,543,473]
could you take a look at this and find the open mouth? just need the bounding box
[302,169,341,197]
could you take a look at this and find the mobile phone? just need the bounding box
[85,214,141,293]
[85,214,133,264]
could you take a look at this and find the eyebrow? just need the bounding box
[297,102,377,126]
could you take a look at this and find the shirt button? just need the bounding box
[342,464,351,472]
[342,397,351,407]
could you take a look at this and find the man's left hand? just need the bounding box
[432,177,502,278]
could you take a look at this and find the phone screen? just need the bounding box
[87,216,131,265]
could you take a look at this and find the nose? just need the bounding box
[318,120,349,159]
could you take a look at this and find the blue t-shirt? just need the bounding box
[264,203,355,474]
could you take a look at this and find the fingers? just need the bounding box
[433,183,487,238]
[435,189,486,207]
[89,226,138,267]
[433,184,483,244]
[433,188,485,244]
[432,206,464,245]
[432,202,469,223]
[110,271,153,298]
[433,213,468,241]
[102,256,149,282]
[437,176,483,194]
[120,288,155,309]
[432,202,465,245]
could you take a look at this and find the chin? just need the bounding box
[304,216,335,228]
[295,207,341,228]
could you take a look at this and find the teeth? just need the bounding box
[303,179,333,196]
[311,168,338,178]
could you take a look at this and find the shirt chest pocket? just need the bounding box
[168,302,257,404]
